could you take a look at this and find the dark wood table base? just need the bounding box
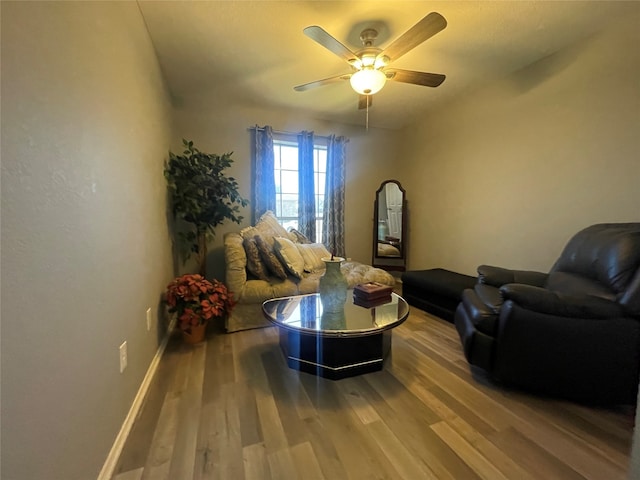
[279,329,392,380]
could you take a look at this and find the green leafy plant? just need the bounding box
[164,139,248,275]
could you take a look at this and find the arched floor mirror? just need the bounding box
[372,180,406,271]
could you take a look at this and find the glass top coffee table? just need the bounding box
[262,291,409,380]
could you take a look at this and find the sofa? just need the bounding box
[455,223,640,404]
[224,211,396,332]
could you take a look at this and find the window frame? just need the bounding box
[272,135,327,242]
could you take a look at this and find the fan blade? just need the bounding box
[386,69,445,87]
[294,73,351,92]
[358,95,373,110]
[380,12,446,62]
[303,26,358,63]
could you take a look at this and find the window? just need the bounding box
[273,138,326,242]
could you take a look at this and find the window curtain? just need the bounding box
[322,135,347,257]
[297,130,316,241]
[251,125,276,223]
[300,295,318,329]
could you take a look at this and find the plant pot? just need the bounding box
[182,323,207,344]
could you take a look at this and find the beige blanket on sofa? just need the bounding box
[224,212,396,332]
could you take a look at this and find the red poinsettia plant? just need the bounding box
[165,274,235,331]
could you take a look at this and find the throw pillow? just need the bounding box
[254,234,288,280]
[296,242,331,273]
[273,236,305,279]
[242,237,269,281]
[287,227,312,244]
[254,211,289,246]
[240,225,260,241]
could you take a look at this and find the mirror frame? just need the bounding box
[372,180,407,272]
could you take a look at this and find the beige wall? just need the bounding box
[398,14,640,276]
[172,105,402,281]
[1,3,174,479]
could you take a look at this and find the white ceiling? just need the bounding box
[138,1,638,130]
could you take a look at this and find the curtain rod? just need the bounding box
[248,126,293,136]
[247,126,348,143]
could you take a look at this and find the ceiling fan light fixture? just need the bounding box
[374,55,389,69]
[361,53,376,67]
[350,68,386,95]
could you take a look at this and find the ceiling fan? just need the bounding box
[294,12,447,110]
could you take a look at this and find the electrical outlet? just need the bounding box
[146,307,152,331]
[119,341,128,373]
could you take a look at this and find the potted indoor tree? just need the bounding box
[165,274,236,343]
[164,139,248,276]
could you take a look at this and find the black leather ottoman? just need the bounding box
[401,268,477,322]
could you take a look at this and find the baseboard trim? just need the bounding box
[97,318,176,480]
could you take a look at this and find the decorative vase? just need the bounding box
[378,220,389,241]
[320,306,347,330]
[319,256,348,314]
[182,322,207,344]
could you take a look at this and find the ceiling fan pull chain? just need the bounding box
[366,96,369,131]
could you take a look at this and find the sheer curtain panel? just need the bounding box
[298,130,316,241]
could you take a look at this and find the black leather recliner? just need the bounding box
[454,223,640,404]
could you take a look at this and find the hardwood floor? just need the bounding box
[112,309,634,480]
